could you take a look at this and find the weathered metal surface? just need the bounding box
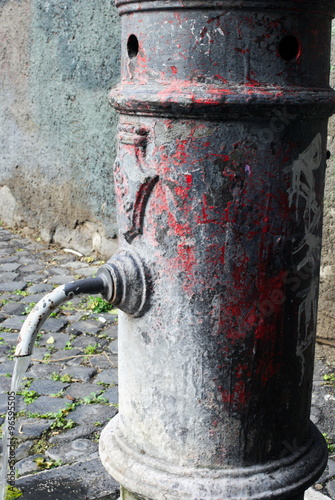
[15,277,106,357]
[100,1,335,498]
[98,249,149,315]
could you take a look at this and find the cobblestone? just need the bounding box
[15,441,34,462]
[0,316,27,330]
[63,382,103,400]
[24,396,70,416]
[94,368,118,385]
[0,360,15,375]
[102,386,119,405]
[0,282,27,292]
[16,454,46,476]
[1,302,27,315]
[68,320,103,336]
[46,438,98,464]
[29,379,69,395]
[40,317,69,333]
[0,377,11,393]
[0,226,121,498]
[69,404,117,426]
[48,424,97,444]
[59,365,97,382]
[328,481,335,498]
[27,284,54,294]
[13,418,54,440]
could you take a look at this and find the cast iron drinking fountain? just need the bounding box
[4,0,335,499]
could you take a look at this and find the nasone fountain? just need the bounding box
[3,0,335,499]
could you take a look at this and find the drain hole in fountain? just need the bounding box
[278,35,300,61]
[127,34,139,58]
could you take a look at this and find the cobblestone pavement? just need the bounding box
[0,224,334,500]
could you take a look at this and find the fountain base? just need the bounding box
[99,415,327,500]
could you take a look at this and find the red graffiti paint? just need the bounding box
[219,379,249,408]
[234,47,250,54]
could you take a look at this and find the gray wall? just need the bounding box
[317,22,335,344]
[0,0,120,258]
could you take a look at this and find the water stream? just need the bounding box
[0,356,32,500]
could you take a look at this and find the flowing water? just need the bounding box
[0,356,31,500]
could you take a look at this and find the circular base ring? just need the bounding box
[99,415,327,500]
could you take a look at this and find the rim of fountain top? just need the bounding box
[115,0,335,16]
[109,83,335,120]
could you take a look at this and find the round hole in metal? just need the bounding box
[278,35,300,61]
[127,34,139,58]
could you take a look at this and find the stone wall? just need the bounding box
[0,0,120,258]
[317,22,335,344]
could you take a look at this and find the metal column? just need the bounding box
[100,1,335,498]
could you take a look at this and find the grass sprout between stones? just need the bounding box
[323,373,335,385]
[82,393,108,405]
[34,457,63,470]
[23,302,37,315]
[26,405,78,430]
[322,433,335,453]
[13,290,28,297]
[85,296,118,314]
[4,485,23,499]
[84,343,101,355]
[17,390,39,404]
[50,372,74,383]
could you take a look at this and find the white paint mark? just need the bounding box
[288,133,322,383]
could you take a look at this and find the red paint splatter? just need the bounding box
[177,242,197,276]
[185,174,193,185]
[246,75,261,86]
[219,379,248,407]
[234,47,250,54]
[209,153,229,161]
[214,74,228,84]
[197,194,225,226]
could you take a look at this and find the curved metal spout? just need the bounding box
[15,277,108,357]
[14,249,149,358]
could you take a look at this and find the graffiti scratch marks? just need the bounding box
[288,133,322,383]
